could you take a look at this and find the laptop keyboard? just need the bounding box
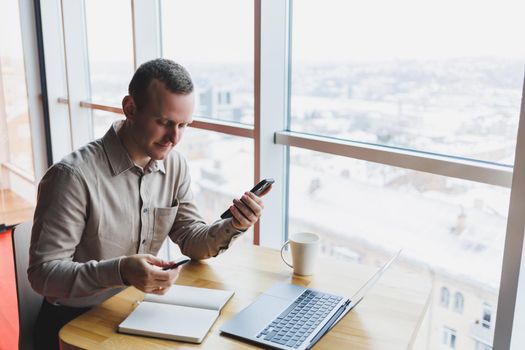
[256,289,343,348]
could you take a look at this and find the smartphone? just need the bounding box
[220,178,275,219]
[162,257,191,270]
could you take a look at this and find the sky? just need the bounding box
[3,0,524,63]
[293,0,525,61]
[89,0,525,63]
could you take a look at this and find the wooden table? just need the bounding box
[59,243,431,349]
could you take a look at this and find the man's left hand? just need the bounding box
[229,189,270,231]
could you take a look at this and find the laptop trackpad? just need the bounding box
[220,294,291,337]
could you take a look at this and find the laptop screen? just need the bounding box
[350,249,403,309]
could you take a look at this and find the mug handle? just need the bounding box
[280,240,293,268]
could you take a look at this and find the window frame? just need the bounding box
[454,292,464,314]
[482,302,492,329]
[442,326,457,349]
[440,286,450,308]
[0,0,48,201]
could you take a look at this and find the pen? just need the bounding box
[161,257,191,270]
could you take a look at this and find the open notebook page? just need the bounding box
[143,285,234,311]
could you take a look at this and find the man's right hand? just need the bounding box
[120,254,180,295]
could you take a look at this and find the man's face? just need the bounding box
[125,80,194,161]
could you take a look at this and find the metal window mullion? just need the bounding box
[38,0,71,163]
[495,75,525,350]
[61,0,93,149]
[255,0,290,248]
[18,0,48,180]
[132,0,161,68]
[275,131,513,188]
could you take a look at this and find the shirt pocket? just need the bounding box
[150,204,179,254]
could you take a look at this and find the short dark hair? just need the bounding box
[128,58,193,110]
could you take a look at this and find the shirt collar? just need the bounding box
[101,121,166,176]
[145,158,166,174]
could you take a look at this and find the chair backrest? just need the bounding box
[12,221,42,350]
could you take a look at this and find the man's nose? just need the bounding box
[166,126,178,143]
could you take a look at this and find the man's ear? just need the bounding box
[122,95,136,120]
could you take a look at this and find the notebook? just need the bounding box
[118,285,234,343]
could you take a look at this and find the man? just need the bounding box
[28,58,269,349]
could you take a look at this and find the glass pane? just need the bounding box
[0,0,34,176]
[0,0,36,222]
[92,110,124,139]
[291,0,525,165]
[174,127,254,244]
[288,148,507,348]
[85,0,134,106]
[161,0,254,124]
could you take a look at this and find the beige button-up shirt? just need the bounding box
[28,121,242,307]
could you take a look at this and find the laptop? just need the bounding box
[220,250,401,350]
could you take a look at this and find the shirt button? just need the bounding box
[141,239,146,244]
[143,208,148,213]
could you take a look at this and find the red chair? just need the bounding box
[0,223,19,350]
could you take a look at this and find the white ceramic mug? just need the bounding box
[280,232,320,276]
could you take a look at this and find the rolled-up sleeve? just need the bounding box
[28,164,125,299]
[169,158,244,259]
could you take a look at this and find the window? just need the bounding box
[454,292,464,313]
[161,0,254,124]
[0,0,35,176]
[85,0,134,105]
[174,127,254,244]
[291,0,524,165]
[57,0,257,259]
[440,287,450,308]
[442,327,457,349]
[35,1,525,349]
[92,110,124,139]
[288,148,508,289]
[0,0,36,205]
[482,303,492,329]
[289,1,523,348]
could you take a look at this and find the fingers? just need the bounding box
[237,192,263,215]
[146,268,180,294]
[165,268,180,284]
[146,284,171,295]
[141,271,179,294]
[145,254,169,268]
[153,267,180,284]
[233,199,258,221]
[230,205,251,229]
[123,254,182,293]
[230,191,266,230]
[246,191,265,210]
